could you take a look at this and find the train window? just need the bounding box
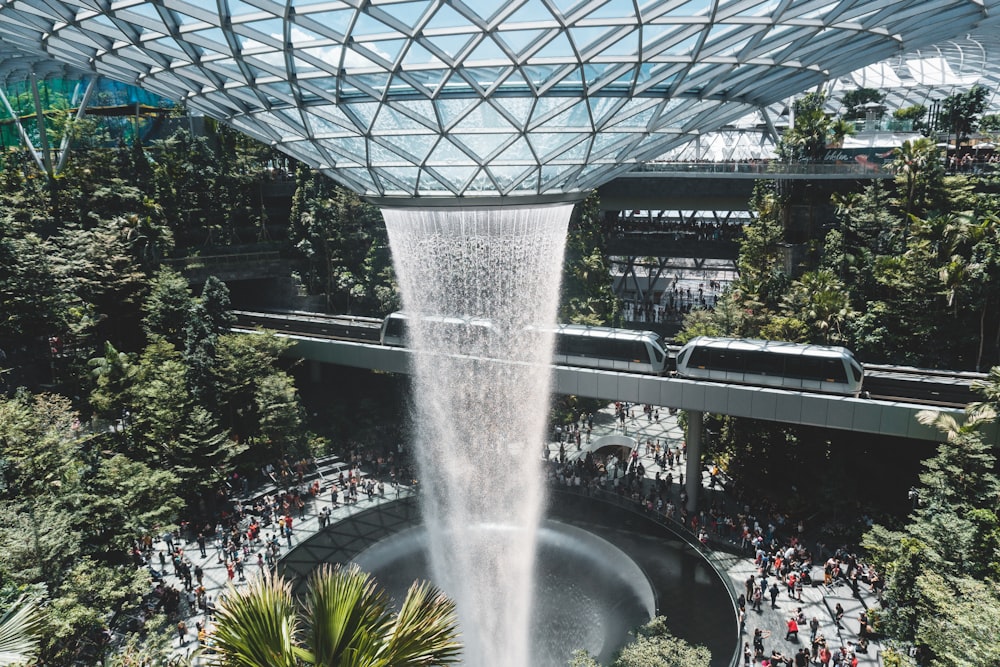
[821,358,848,383]
[709,349,744,372]
[560,334,597,357]
[799,357,824,379]
[729,350,744,371]
[677,347,690,366]
[687,346,709,368]
[384,316,407,339]
[595,338,617,359]
[555,334,574,355]
[851,361,863,383]
[588,337,613,359]
[651,343,664,363]
[784,355,805,379]
[745,350,782,375]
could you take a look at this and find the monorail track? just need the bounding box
[231,310,984,409]
[862,364,985,409]
[232,310,383,342]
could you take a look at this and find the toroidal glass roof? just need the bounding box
[0,0,995,201]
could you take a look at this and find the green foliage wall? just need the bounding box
[0,126,320,664]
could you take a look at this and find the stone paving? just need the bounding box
[157,402,883,666]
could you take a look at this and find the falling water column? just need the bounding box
[382,203,572,667]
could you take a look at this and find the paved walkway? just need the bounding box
[157,403,882,666]
[158,469,410,663]
[547,404,883,667]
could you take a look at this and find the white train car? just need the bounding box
[551,324,669,374]
[380,312,495,349]
[383,315,668,374]
[675,337,863,396]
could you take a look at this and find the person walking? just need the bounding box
[752,628,765,660]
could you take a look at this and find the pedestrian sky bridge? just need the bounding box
[599,162,893,210]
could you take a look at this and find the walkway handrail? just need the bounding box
[163,251,285,268]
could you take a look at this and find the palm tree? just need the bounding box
[827,117,856,148]
[971,366,1000,413]
[916,403,996,443]
[781,270,853,344]
[0,595,45,666]
[890,137,941,220]
[209,563,461,667]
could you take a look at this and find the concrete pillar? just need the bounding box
[685,410,703,514]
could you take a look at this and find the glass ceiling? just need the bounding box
[0,0,994,200]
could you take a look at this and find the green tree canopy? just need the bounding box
[141,266,194,347]
[941,85,990,146]
[560,192,619,326]
[569,617,711,667]
[777,92,831,161]
[841,88,886,120]
[862,393,1000,663]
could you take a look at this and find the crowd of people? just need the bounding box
[120,443,412,658]
[608,214,747,243]
[945,151,1000,173]
[546,404,885,667]
[619,279,725,325]
[118,402,889,665]
[738,542,878,666]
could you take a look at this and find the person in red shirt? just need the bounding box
[785,617,799,641]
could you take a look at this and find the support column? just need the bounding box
[685,410,703,514]
[30,73,54,180]
[0,87,46,173]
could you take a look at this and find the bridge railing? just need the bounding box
[162,250,287,270]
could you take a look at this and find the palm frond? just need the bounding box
[304,563,390,667]
[917,409,960,440]
[965,402,997,427]
[381,581,462,667]
[0,596,44,667]
[207,574,299,667]
[971,367,1000,402]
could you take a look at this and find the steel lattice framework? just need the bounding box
[0,0,995,201]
